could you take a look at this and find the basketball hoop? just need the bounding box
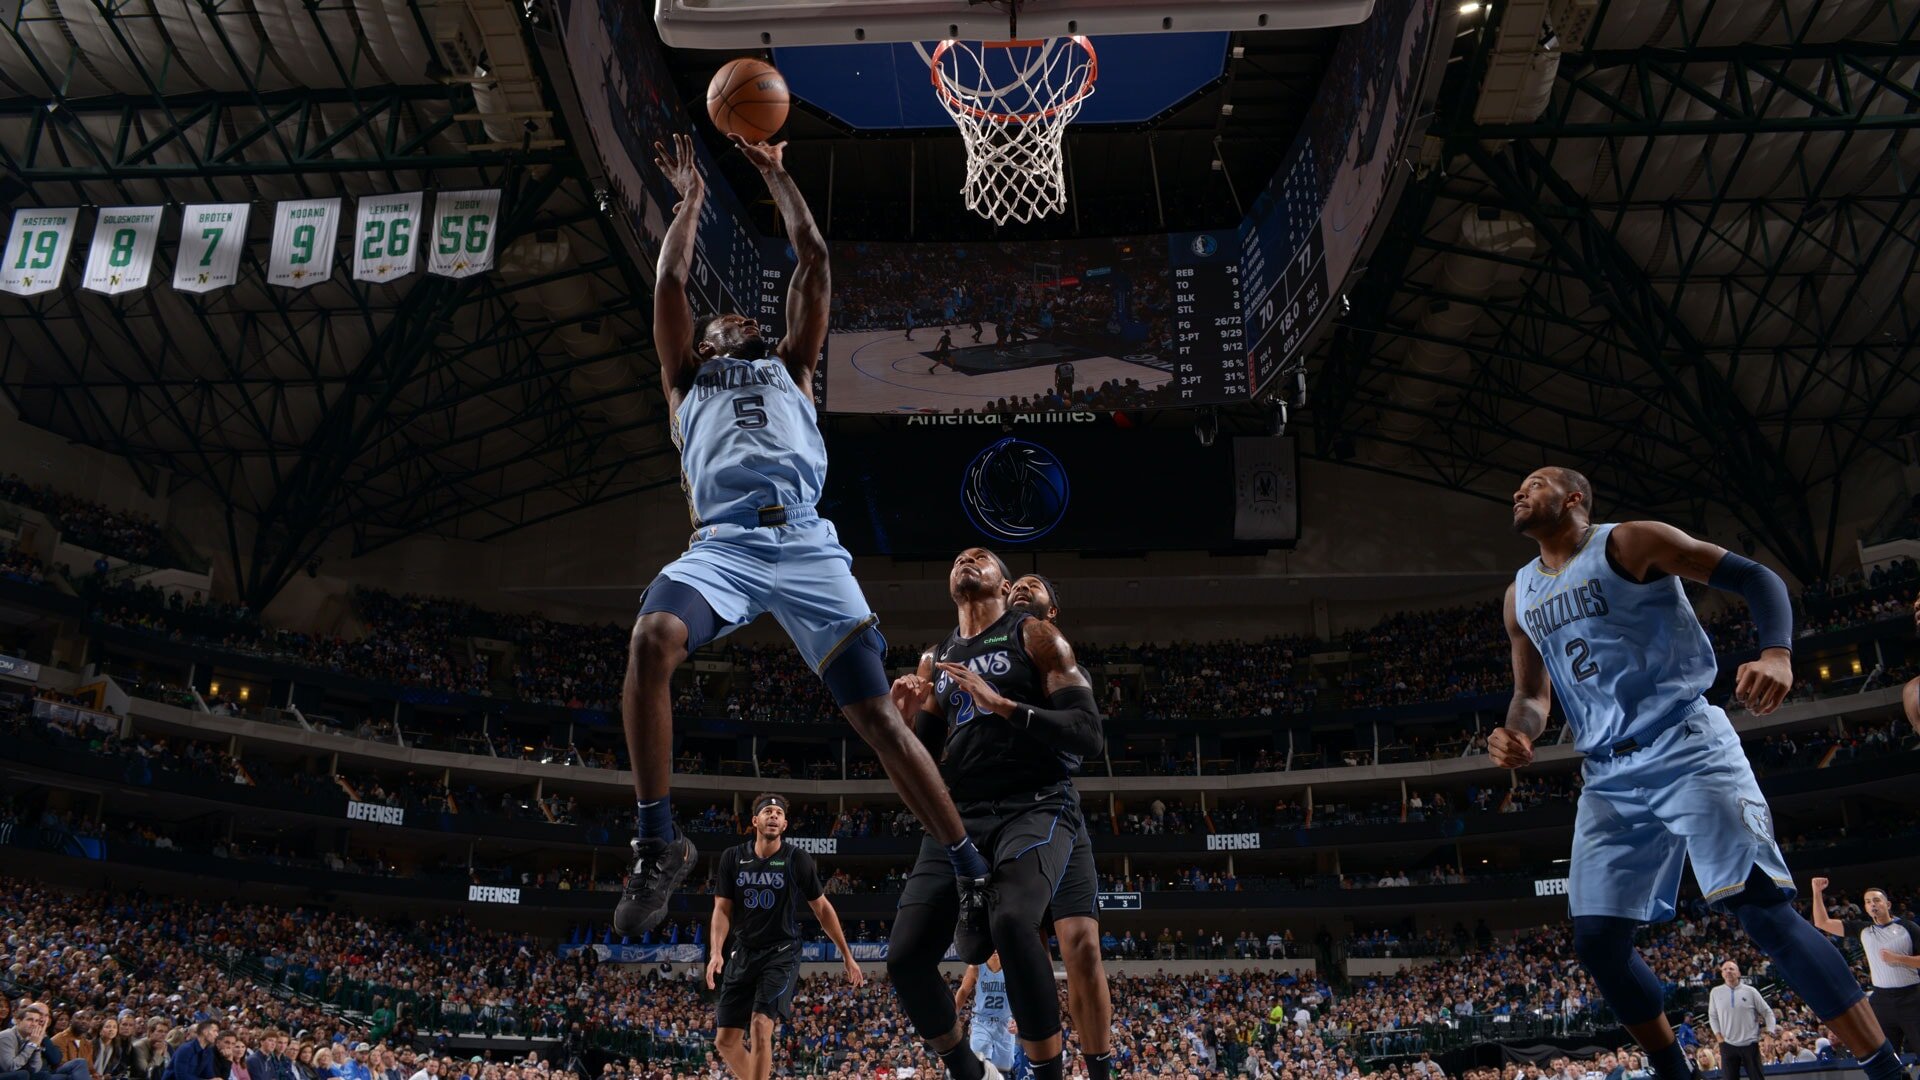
[925,36,1098,226]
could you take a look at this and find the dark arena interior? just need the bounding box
[2,0,1920,1080]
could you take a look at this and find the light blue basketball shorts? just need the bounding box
[656,512,878,674]
[970,1025,1017,1071]
[1570,704,1795,923]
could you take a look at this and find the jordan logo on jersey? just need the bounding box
[1523,578,1610,641]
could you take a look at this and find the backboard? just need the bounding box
[654,0,1376,49]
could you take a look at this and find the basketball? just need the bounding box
[707,58,790,143]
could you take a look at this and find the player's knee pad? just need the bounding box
[822,624,889,708]
[1725,873,1864,1020]
[637,576,723,654]
[1571,916,1666,1026]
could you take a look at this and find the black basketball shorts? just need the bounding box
[714,941,802,1029]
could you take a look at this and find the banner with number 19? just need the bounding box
[1,207,79,297]
[268,197,341,289]
[428,189,501,279]
[172,203,250,294]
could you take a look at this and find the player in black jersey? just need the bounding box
[887,548,1105,1080]
[1007,574,1114,1080]
[707,794,863,1080]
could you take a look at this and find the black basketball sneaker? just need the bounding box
[613,834,697,937]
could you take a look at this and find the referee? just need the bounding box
[1813,877,1920,1052]
[707,794,863,1080]
[1708,960,1776,1080]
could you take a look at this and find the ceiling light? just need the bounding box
[1459,1,1481,12]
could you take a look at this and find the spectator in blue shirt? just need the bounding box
[164,1022,222,1080]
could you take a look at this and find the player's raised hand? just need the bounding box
[1487,727,1534,769]
[705,950,725,990]
[728,132,786,172]
[844,957,865,987]
[1809,877,1829,893]
[935,662,1015,718]
[1734,650,1793,715]
[652,133,705,211]
[890,674,931,719]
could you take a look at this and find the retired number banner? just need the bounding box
[353,192,424,283]
[268,197,341,289]
[83,206,165,295]
[428,189,500,279]
[172,203,250,293]
[1,207,79,296]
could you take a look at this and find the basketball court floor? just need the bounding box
[823,324,1172,413]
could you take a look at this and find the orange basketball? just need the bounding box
[707,58,790,144]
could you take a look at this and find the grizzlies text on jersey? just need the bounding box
[674,355,827,527]
[1514,522,1719,756]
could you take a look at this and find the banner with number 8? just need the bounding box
[268,197,341,290]
[1,207,79,297]
[172,203,251,294]
[352,192,424,284]
[428,189,501,279]
[83,206,164,296]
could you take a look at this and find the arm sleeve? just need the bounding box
[1707,552,1794,651]
[714,848,739,902]
[1010,685,1105,757]
[795,850,825,902]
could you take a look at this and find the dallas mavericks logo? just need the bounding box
[961,437,1070,544]
[1190,233,1219,258]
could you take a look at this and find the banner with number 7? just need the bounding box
[172,203,251,294]
[268,197,342,290]
[0,207,79,297]
[428,189,501,279]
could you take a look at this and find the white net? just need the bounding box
[926,36,1098,226]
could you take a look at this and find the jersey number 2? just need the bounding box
[733,395,767,429]
[1565,638,1599,682]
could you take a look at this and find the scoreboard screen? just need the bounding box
[820,231,1250,414]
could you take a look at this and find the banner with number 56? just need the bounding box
[267,197,341,289]
[352,192,424,284]
[427,189,500,279]
[172,203,250,294]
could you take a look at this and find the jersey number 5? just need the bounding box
[1565,638,1599,682]
[733,395,767,429]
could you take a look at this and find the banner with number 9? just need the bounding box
[172,203,251,294]
[353,192,425,284]
[427,189,502,279]
[268,197,342,289]
[0,207,79,297]
[83,206,165,296]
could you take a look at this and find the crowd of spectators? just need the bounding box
[0,474,172,567]
[0,542,48,587]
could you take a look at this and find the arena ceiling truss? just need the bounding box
[1312,0,1920,582]
[0,0,678,606]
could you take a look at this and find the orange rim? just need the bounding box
[930,36,1099,124]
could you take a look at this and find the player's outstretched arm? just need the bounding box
[706,895,734,989]
[730,134,829,382]
[954,965,979,1015]
[1491,582,1550,769]
[1610,520,1795,714]
[805,895,864,986]
[936,620,1103,757]
[652,133,705,397]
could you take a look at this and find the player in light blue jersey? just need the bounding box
[957,954,1015,1076]
[613,133,990,946]
[1496,467,1905,1080]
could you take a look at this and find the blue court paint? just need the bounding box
[773,33,1229,129]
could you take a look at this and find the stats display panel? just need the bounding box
[820,231,1246,414]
